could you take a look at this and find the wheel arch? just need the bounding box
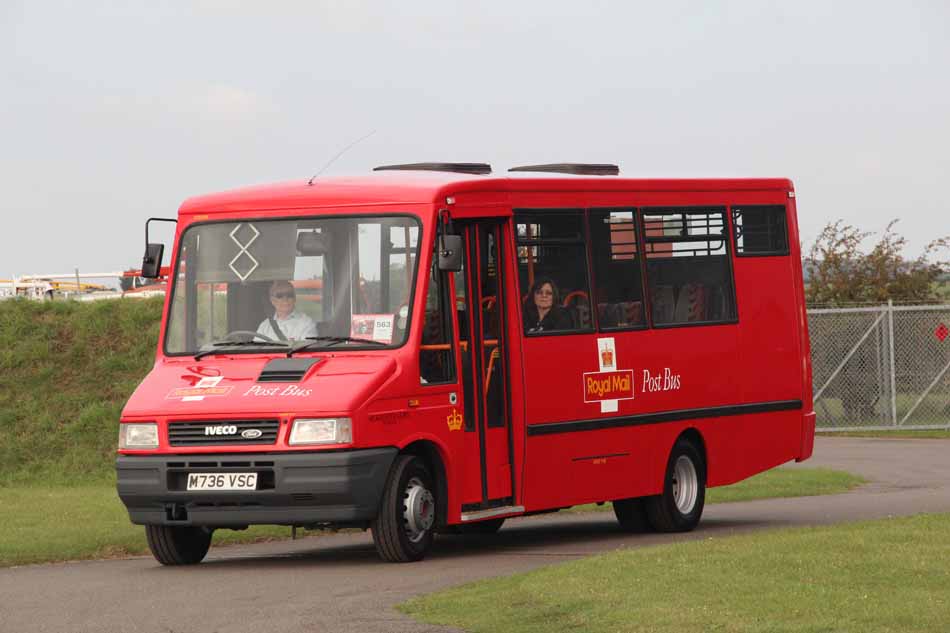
[677,427,708,480]
[400,438,450,529]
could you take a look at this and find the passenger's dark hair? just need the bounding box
[527,277,561,307]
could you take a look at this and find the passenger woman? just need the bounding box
[523,277,573,333]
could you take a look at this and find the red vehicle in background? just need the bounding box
[116,162,815,564]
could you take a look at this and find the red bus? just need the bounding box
[116,163,815,564]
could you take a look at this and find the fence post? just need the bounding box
[887,299,897,427]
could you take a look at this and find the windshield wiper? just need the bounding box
[194,340,289,361]
[287,336,387,357]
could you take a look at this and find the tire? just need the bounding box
[612,497,648,532]
[371,455,437,562]
[645,438,706,533]
[457,518,505,535]
[145,525,213,565]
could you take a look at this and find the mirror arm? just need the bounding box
[145,217,177,245]
[142,218,177,279]
[438,208,453,258]
[438,209,446,256]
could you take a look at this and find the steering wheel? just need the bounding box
[221,330,279,344]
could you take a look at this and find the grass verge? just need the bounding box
[401,513,950,633]
[0,486,328,567]
[818,430,950,439]
[2,467,862,568]
[568,467,864,513]
[0,298,163,486]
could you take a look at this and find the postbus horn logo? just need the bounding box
[446,409,463,432]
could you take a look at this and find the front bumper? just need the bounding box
[116,447,398,527]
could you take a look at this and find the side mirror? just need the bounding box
[296,231,328,256]
[141,243,164,278]
[142,217,177,279]
[438,234,463,272]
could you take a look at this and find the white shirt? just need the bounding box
[256,310,318,342]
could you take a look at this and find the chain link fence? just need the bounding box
[809,303,950,430]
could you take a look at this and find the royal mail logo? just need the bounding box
[167,376,232,401]
[583,369,635,403]
[166,386,233,400]
[446,409,463,432]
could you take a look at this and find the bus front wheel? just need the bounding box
[371,454,436,562]
[646,439,706,532]
[145,525,212,565]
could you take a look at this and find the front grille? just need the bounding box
[168,420,280,446]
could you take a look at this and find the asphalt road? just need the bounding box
[3,437,949,633]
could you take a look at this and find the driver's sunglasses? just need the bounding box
[271,292,295,300]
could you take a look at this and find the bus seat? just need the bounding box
[621,301,643,326]
[574,302,591,329]
[597,302,615,327]
[651,285,676,324]
[673,283,708,322]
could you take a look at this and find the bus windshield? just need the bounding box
[164,215,421,355]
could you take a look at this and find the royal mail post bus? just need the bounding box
[116,162,815,564]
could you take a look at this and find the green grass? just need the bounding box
[401,513,950,633]
[0,485,330,567]
[818,430,950,439]
[0,468,861,567]
[0,298,164,486]
[706,467,864,503]
[815,394,950,430]
[568,467,865,513]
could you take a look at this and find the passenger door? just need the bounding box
[453,219,515,513]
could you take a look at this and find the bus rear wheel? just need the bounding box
[646,439,706,532]
[613,497,648,532]
[145,525,212,565]
[371,454,436,562]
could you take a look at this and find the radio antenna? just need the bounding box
[307,130,376,185]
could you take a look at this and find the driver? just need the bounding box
[256,280,318,342]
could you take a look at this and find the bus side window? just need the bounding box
[589,209,646,329]
[515,210,593,334]
[642,207,737,326]
[733,205,789,256]
[419,256,455,384]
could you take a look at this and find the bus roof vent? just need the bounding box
[257,357,323,383]
[373,162,492,175]
[508,163,620,176]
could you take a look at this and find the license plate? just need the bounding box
[186,472,258,491]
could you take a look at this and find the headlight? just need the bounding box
[289,418,352,446]
[119,423,159,449]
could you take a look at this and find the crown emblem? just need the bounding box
[446,409,463,432]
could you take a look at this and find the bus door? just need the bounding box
[454,219,515,512]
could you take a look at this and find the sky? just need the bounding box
[2,1,949,283]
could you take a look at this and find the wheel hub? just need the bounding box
[671,455,698,514]
[403,476,435,543]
